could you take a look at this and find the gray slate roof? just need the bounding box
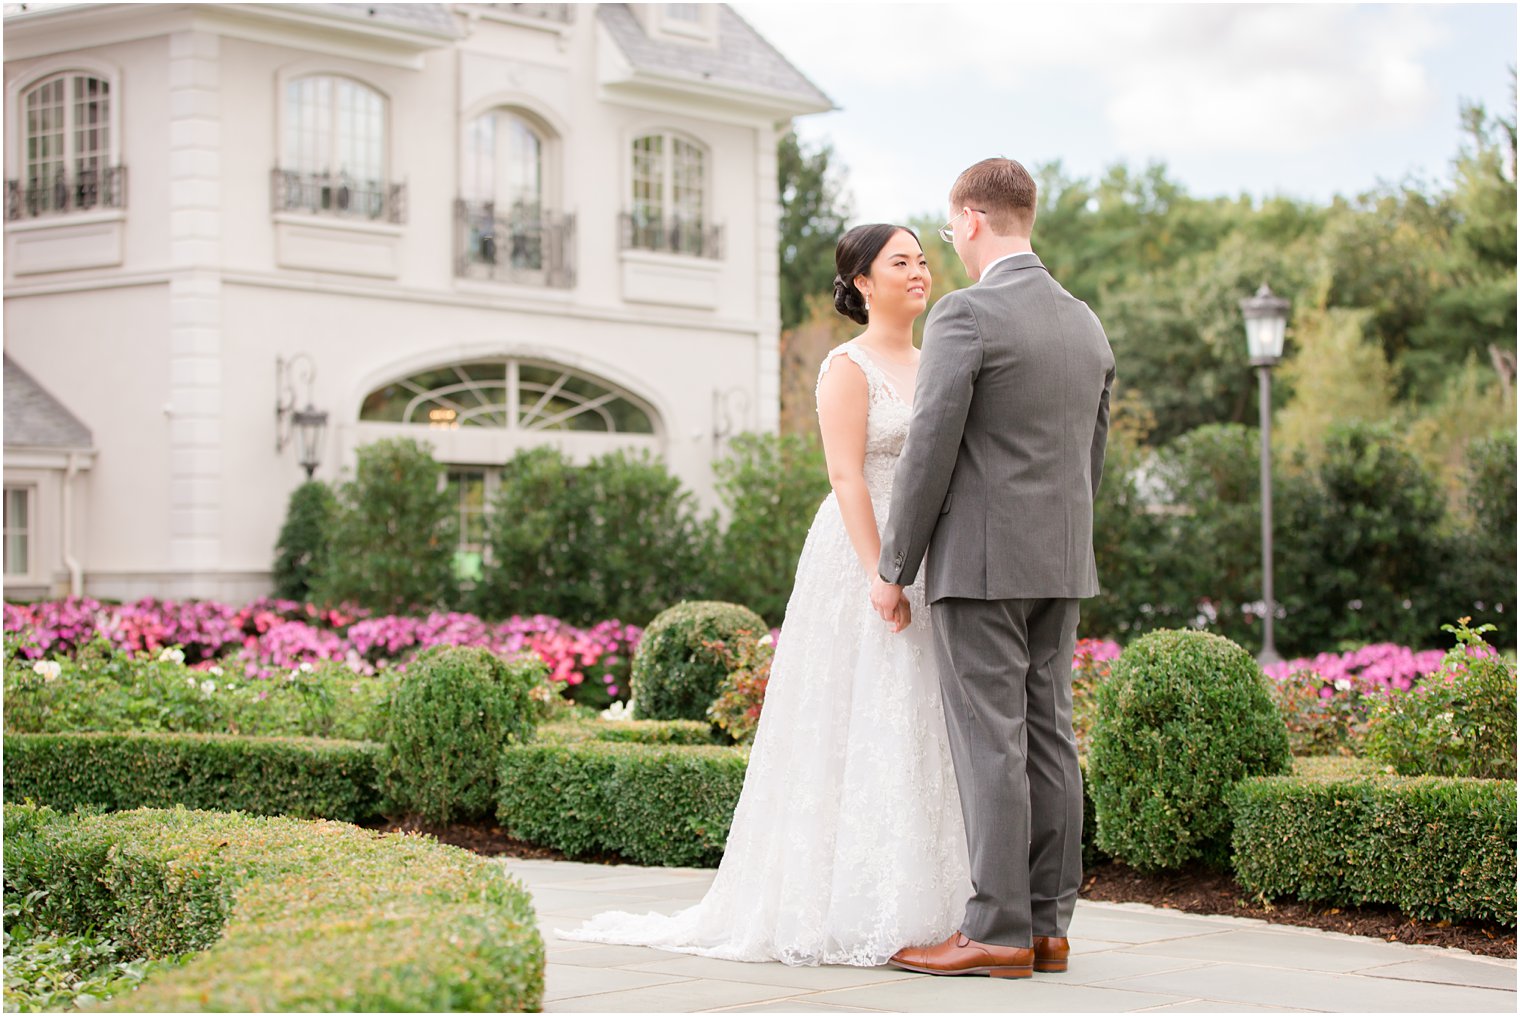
[4,354,92,449]
[292,3,463,38]
[599,4,831,109]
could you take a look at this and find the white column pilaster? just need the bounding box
[166,30,223,581]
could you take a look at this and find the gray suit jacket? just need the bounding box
[878,254,1115,602]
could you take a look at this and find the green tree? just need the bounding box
[311,438,458,613]
[472,447,711,626]
[271,480,337,602]
[1410,98,1518,389]
[1276,423,1451,652]
[1275,300,1399,467]
[778,128,851,331]
[707,431,831,625]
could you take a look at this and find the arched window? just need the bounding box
[8,71,122,219]
[273,75,402,222]
[456,110,573,286]
[359,359,656,435]
[623,130,719,258]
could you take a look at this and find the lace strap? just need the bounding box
[815,343,886,405]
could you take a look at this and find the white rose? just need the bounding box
[31,660,61,681]
[200,679,216,696]
[186,676,198,688]
[758,633,775,647]
[299,662,315,674]
[159,647,185,664]
[209,666,224,677]
[1333,679,1352,691]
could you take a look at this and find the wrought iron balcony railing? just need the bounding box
[5,165,127,221]
[620,212,723,259]
[271,169,406,224]
[456,199,575,288]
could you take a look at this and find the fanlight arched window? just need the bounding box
[360,359,656,435]
[623,130,719,258]
[274,74,402,222]
[9,71,123,219]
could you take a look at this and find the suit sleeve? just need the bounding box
[1090,359,1114,497]
[877,294,982,586]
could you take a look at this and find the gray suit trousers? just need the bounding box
[931,596,1084,947]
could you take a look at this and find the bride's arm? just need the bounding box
[816,356,884,579]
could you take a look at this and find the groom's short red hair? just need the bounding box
[950,158,1037,236]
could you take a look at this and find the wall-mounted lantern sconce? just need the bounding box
[275,353,329,480]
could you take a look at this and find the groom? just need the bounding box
[871,157,1115,978]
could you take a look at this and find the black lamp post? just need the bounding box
[1240,283,1290,666]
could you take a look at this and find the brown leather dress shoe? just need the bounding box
[888,932,1033,978]
[1033,935,1070,972]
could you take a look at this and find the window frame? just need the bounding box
[272,70,400,223]
[625,128,718,258]
[3,484,35,580]
[5,57,124,222]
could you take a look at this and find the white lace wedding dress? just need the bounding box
[557,343,972,966]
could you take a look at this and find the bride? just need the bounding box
[557,224,972,967]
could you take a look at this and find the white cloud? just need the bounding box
[737,2,1445,156]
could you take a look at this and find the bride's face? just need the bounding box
[856,230,931,321]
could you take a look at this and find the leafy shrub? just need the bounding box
[498,731,1103,868]
[497,741,749,867]
[1150,424,1274,645]
[4,638,392,742]
[3,733,383,822]
[706,633,774,746]
[1448,431,1518,646]
[707,432,831,625]
[1365,619,1517,779]
[1088,629,1292,870]
[1085,435,1177,640]
[271,480,338,603]
[311,438,459,614]
[1230,772,1517,926]
[3,805,543,1010]
[1277,422,1451,652]
[379,646,545,822]
[471,447,712,627]
[630,601,767,721]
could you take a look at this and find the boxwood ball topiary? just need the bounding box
[380,645,546,823]
[630,601,767,721]
[1088,628,1291,872]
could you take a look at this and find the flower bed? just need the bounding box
[5,596,640,706]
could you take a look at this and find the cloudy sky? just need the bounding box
[734,2,1517,223]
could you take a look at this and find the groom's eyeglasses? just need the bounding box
[938,207,987,243]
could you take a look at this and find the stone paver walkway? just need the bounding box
[501,857,1517,1013]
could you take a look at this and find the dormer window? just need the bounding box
[655,3,717,43]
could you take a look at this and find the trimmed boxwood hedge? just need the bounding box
[498,741,748,867]
[4,732,382,822]
[4,804,542,1011]
[538,718,717,746]
[1229,771,1517,926]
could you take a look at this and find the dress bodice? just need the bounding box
[814,343,914,512]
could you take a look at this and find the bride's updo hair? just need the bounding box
[833,223,920,326]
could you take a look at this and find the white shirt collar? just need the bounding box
[978,250,1037,283]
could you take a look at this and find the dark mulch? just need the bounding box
[364,819,1516,961]
[1080,859,1515,960]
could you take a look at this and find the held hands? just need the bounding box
[870,575,911,634]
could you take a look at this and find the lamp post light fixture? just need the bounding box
[1239,283,1290,666]
[275,354,330,480]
